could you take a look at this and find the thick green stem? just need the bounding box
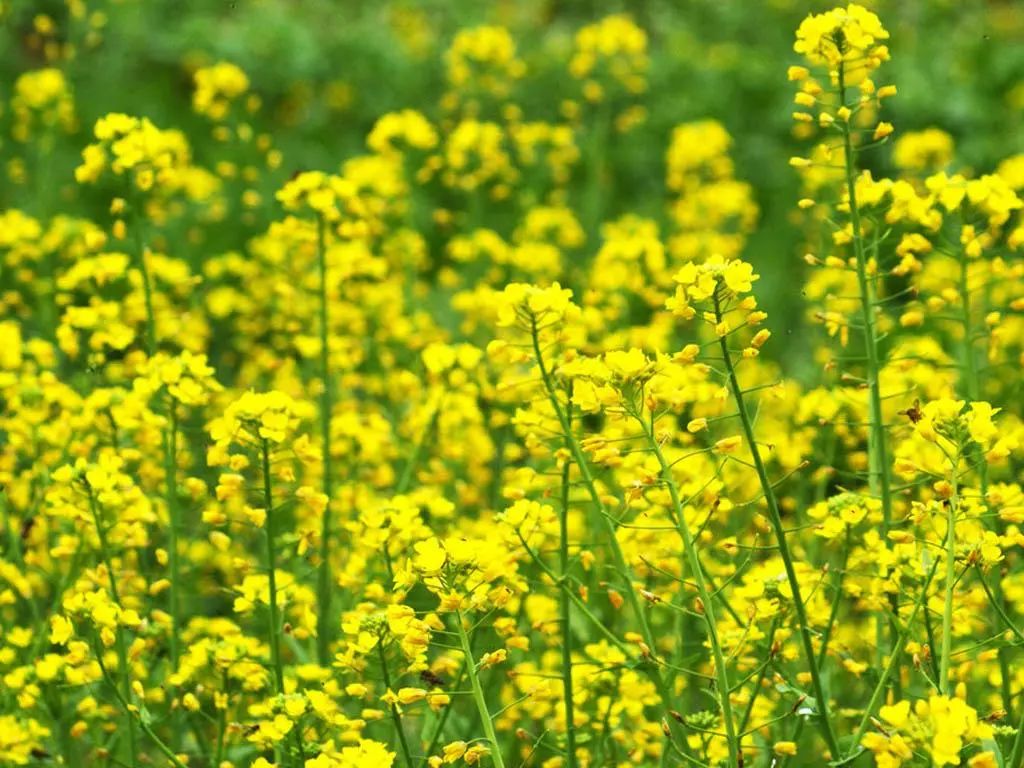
[315,214,335,666]
[455,610,507,768]
[559,383,578,767]
[713,291,840,759]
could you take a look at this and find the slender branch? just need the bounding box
[86,488,138,767]
[640,414,739,768]
[559,381,578,768]
[378,636,415,768]
[840,557,941,764]
[713,288,840,760]
[455,609,507,768]
[316,213,336,665]
[261,439,286,697]
[527,317,693,756]
[95,640,187,768]
[939,452,961,694]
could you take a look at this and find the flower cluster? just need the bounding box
[1,5,1023,768]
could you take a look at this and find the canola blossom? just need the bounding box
[2,2,1024,767]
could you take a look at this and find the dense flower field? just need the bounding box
[2,1,1024,766]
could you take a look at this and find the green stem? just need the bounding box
[86,489,138,768]
[529,320,655,654]
[959,254,979,403]
[958,251,1015,716]
[163,400,182,750]
[713,290,839,759]
[559,382,578,768]
[516,529,628,652]
[95,644,187,768]
[215,670,230,767]
[455,610,507,768]
[528,318,693,758]
[164,401,181,672]
[838,65,897,674]
[583,103,610,245]
[397,406,440,495]
[642,418,739,768]
[420,663,470,768]
[738,614,779,735]
[840,557,941,764]
[316,213,335,666]
[778,717,806,768]
[977,569,1024,644]
[262,439,301,766]
[817,527,852,669]
[261,440,286,695]
[922,597,942,685]
[1010,696,1024,768]
[378,637,415,768]
[129,196,157,355]
[939,453,961,695]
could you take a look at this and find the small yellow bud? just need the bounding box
[873,121,894,140]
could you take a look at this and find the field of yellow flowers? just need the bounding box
[2,0,1024,766]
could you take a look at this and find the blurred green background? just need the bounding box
[2,0,1022,339]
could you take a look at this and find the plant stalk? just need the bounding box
[713,289,839,759]
[559,382,578,768]
[455,609,507,768]
[315,213,335,665]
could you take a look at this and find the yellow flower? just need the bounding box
[413,537,447,575]
[965,402,999,447]
[794,4,890,84]
[772,741,797,756]
[879,700,910,728]
[49,615,74,645]
[713,436,743,454]
[192,61,249,120]
[722,260,757,294]
[442,741,468,763]
[603,348,652,382]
